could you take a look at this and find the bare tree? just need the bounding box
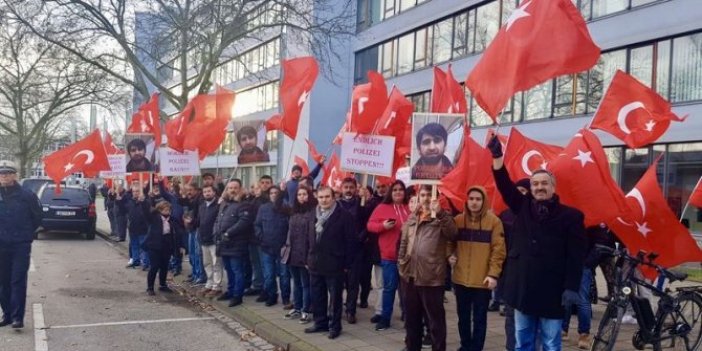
[6,0,355,115]
[0,18,124,177]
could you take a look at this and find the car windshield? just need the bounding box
[41,188,90,206]
[22,179,53,194]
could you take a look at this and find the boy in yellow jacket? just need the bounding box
[448,186,506,351]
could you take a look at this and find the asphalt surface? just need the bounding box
[0,230,273,351]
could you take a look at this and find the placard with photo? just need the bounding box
[231,120,271,165]
[410,113,465,183]
[125,133,157,173]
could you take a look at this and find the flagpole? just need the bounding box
[571,73,578,116]
[680,176,702,221]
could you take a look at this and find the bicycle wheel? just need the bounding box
[655,292,702,351]
[591,303,625,351]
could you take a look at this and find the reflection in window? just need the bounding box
[604,147,622,184]
[523,81,553,121]
[414,28,429,70]
[231,81,279,117]
[381,41,396,78]
[656,40,671,99]
[621,148,649,193]
[397,33,415,74]
[586,50,626,113]
[474,1,499,53]
[432,19,453,64]
[630,45,653,86]
[590,0,627,19]
[669,143,702,232]
[554,73,586,117]
[452,13,468,58]
[670,33,702,102]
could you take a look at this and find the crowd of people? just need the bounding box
[94,136,629,350]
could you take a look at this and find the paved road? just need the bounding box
[0,230,273,351]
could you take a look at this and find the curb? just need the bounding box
[96,228,316,351]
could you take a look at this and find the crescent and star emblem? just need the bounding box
[520,150,546,176]
[617,101,656,134]
[64,150,96,172]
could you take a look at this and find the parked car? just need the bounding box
[37,184,96,240]
[20,178,54,194]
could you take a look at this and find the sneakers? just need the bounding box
[421,334,432,349]
[299,313,312,324]
[370,314,382,323]
[577,334,591,349]
[375,319,390,331]
[284,309,302,320]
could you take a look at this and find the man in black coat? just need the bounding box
[0,160,42,329]
[487,135,587,351]
[100,183,117,236]
[304,186,357,340]
[213,179,253,307]
[185,184,222,297]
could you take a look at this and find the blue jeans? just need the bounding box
[289,265,311,312]
[129,234,148,265]
[380,260,399,321]
[259,250,291,302]
[515,309,562,351]
[244,244,263,290]
[188,232,204,282]
[562,268,593,334]
[221,256,246,298]
[0,242,31,323]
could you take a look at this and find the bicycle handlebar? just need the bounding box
[594,244,688,283]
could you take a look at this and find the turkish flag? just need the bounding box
[127,93,161,146]
[466,0,600,120]
[431,65,467,114]
[322,152,351,191]
[103,131,123,155]
[164,99,195,152]
[43,130,111,191]
[376,86,414,176]
[503,128,563,181]
[590,70,686,149]
[608,159,702,280]
[690,177,702,209]
[294,156,310,176]
[349,71,388,134]
[440,126,505,212]
[125,172,151,187]
[183,86,236,159]
[332,116,350,145]
[484,128,509,151]
[306,139,325,164]
[265,57,319,139]
[548,129,629,226]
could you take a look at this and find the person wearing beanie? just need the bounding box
[448,186,506,351]
[283,157,325,204]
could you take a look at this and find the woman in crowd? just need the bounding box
[142,200,186,295]
[367,180,410,331]
[255,186,291,306]
[283,186,317,324]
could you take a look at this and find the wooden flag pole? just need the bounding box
[138,172,143,192]
[431,184,438,219]
[149,173,153,193]
[360,173,368,206]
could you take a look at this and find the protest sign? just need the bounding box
[159,148,200,176]
[340,133,395,177]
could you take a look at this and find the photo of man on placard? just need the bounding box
[125,134,156,172]
[232,120,270,165]
[410,113,463,181]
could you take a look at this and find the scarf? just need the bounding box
[161,215,171,235]
[530,195,559,222]
[315,202,337,242]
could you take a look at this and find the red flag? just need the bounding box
[306,139,324,164]
[590,70,686,149]
[127,93,161,146]
[503,128,563,181]
[608,159,702,280]
[440,127,504,212]
[332,117,350,145]
[376,86,414,176]
[349,71,388,134]
[265,57,319,139]
[294,156,310,175]
[690,177,702,209]
[182,87,236,159]
[43,130,111,190]
[103,131,123,155]
[548,129,629,226]
[322,153,351,191]
[484,128,509,151]
[431,66,448,113]
[446,65,467,114]
[125,172,150,186]
[164,100,195,152]
[466,0,600,120]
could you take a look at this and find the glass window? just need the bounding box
[630,45,654,87]
[586,49,626,113]
[632,0,658,6]
[578,0,592,21]
[383,0,396,19]
[656,39,671,99]
[501,0,518,26]
[470,95,493,127]
[670,33,702,102]
[452,13,468,59]
[432,18,453,64]
[474,1,499,52]
[604,147,622,184]
[591,0,627,19]
[669,143,702,233]
[380,40,396,78]
[399,0,415,11]
[553,73,586,117]
[621,148,650,193]
[523,80,553,121]
[397,32,415,74]
[414,28,429,70]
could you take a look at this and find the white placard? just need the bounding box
[99,155,127,178]
[159,148,200,176]
[395,167,410,186]
[340,133,395,177]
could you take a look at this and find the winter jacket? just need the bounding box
[254,202,289,256]
[287,209,315,267]
[111,190,128,217]
[0,183,42,244]
[398,208,458,287]
[142,210,186,256]
[494,166,587,319]
[247,194,269,244]
[307,205,357,276]
[194,199,219,245]
[125,193,150,236]
[367,202,410,262]
[284,163,322,203]
[213,198,253,257]
[448,186,506,289]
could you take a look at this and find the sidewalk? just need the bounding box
[95,204,644,351]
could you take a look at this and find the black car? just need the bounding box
[37,184,96,240]
[20,178,54,194]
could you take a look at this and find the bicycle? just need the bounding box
[590,245,702,351]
